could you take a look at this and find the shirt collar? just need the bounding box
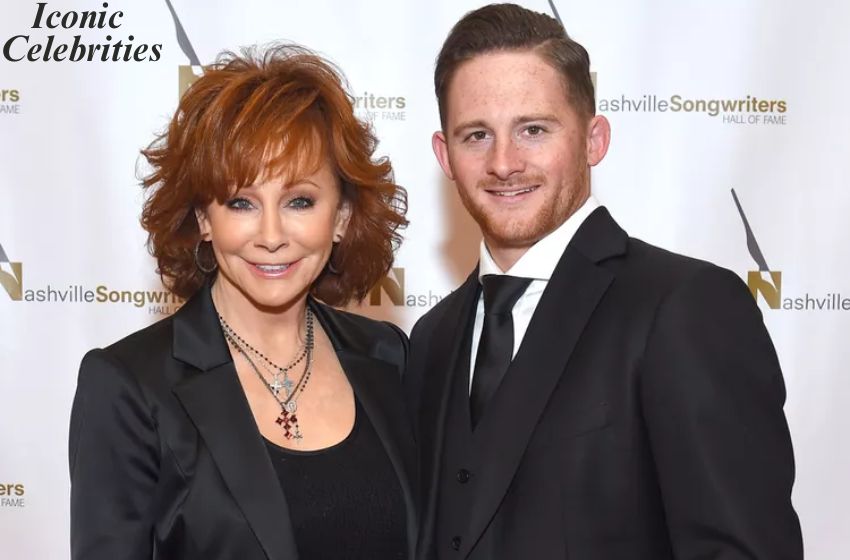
[478,195,600,282]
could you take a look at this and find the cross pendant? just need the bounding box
[270,377,294,399]
[270,378,284,396]
[275,409,302,440]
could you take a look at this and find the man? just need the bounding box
[405,4,803,559]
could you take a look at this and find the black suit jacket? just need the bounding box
[69,284,416,560]
[407,207,802,559]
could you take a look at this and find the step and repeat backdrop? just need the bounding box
[1,0,848,557]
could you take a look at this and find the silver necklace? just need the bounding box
[218,311,311,399]
[219,309,315,440]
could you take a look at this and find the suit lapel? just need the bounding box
[171,286,299,560]
[417,271,481,557]
[460,207,627,557]
[173,365,299,559]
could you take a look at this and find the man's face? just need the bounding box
[433,50,609,261]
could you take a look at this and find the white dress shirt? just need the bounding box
[469,196,600,391]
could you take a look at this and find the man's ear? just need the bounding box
[586,115,611,167]
[195,208,212,240]
[432,130,455,180]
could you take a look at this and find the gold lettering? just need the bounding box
[747,270,782,309]
[0,262,22,301]
[369,268,405,306]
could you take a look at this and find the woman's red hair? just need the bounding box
[140,44,407,305]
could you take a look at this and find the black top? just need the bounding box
[70,284,414,560]
[264,397,407,560]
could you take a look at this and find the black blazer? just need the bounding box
[69,284,416,560]
[407,207,802,559]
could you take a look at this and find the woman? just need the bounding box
[69,44,411,560]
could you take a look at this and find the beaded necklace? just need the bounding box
[219,308,315,441]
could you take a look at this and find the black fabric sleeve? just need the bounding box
[639,265,803,559]
[69,349,159,560]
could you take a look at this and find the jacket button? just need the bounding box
[451,536,462,550]
[456,468,471,483]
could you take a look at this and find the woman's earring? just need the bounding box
[194,240,218,274]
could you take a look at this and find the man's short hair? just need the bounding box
[434,3,595,128]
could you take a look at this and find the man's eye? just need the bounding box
[226,198,254,211]
[467,131,488,142]
[288,196,315,210]
[526,125,544,136]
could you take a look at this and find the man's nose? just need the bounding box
[486,136,525,180]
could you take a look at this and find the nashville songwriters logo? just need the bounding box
[0,241,182,314]
[599,95,787,125]
[732,189,849,311]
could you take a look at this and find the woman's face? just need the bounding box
[197,159,350,311]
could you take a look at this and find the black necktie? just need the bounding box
[469,275,532,427]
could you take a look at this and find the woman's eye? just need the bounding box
[288,196,315,210]
[226,197,254,211]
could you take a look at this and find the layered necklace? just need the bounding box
[218,308,315,441]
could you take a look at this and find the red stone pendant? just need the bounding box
[275,408,302,440]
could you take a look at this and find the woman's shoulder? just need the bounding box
[313,302,408,368]
[78,314,177,387]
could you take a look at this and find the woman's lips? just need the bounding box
[248,258,301,278]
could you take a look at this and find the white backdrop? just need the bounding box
[1,1,848,558]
